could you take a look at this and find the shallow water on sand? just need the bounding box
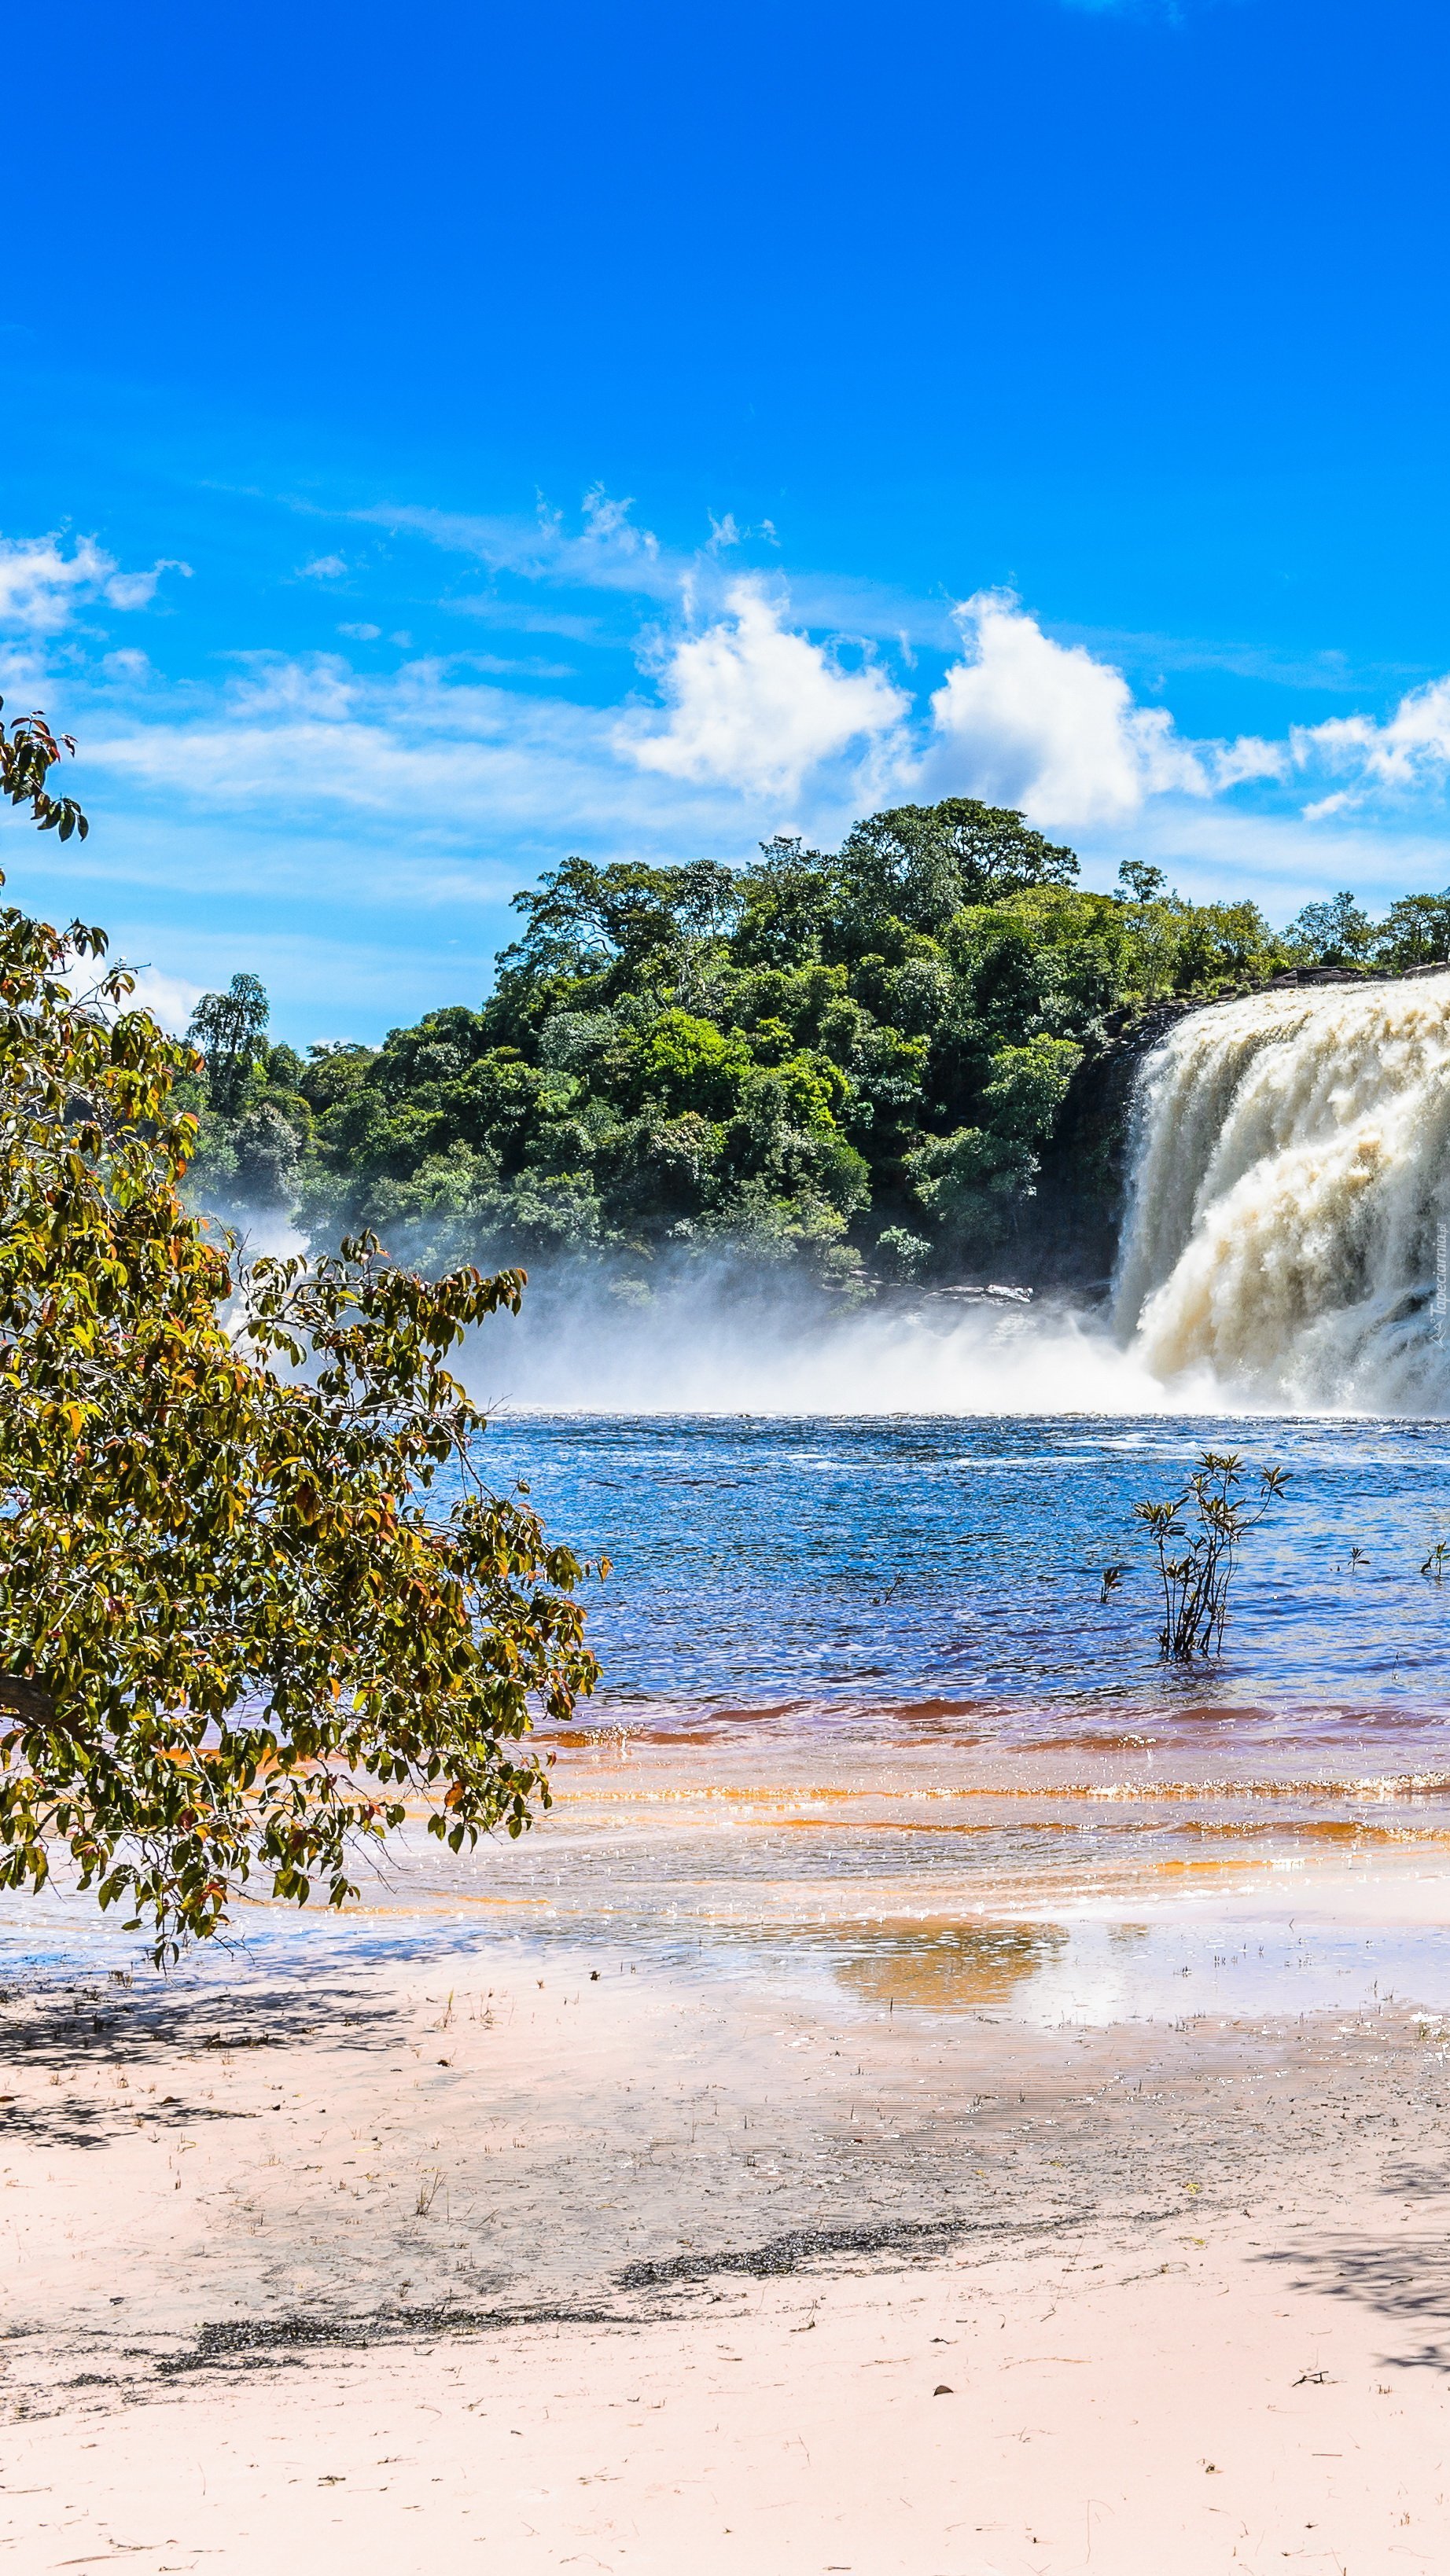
[451,1411,1450,2022]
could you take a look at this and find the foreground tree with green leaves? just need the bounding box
[0,709,601,1958]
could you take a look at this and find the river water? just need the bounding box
[491,1409,1450,1736]
[399,1406,1450,2029]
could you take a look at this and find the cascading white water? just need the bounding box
[1113,974,1450,1409]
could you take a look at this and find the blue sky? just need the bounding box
[4,0,1450,1041]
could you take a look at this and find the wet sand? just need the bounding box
[2,1891,1450,2570]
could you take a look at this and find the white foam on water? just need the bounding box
[468,1274,1212,1416]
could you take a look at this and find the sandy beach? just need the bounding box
[2,1862,1450,2574]
[9,1508,1450,2576]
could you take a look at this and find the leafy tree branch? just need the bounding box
[0,740,602,1958]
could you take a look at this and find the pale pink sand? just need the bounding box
[0,1928,1448,2571]
[3,2206,1448,2573]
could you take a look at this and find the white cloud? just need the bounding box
[356,488,680,604]
[80,652,746,848]
[100,648,153,685]
[922,591,1213,825]
[105,560,191,612]
[469,652,576,678]
[63,606,1405,911]
[1204,733,1288,791]
[0,535,116,633]
[300,554,348,580]
[580,486,657,560]
[371,488,1423,833]
[0,535,188,634]
[1291,674,1450,813]
[622,582,910,797]
[385,494,963,655]
[30,488,1450,971]
[68,627,1450,940]
[449,597,607,643]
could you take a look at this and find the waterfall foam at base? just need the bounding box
[469,1272,1172,1414]
[1114,971,1450,1411]
[458,972,1450,1416]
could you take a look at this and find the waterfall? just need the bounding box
[1113,974,1450,1410]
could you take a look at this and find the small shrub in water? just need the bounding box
[1128,1451,1288,1661]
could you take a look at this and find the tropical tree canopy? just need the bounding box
[181,796,1450,1288]
[0,711,601,1958]
[186,970,270,1115]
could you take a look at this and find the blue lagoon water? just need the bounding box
[488,1409,1450,1744]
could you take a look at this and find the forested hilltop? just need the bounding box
[182,799,1450,1292]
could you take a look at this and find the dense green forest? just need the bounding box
[180,799,1450,1291]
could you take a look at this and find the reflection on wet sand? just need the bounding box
[833,1919,1069,2012]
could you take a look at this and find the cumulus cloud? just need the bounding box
[920,591,1212,824]
[622,582,910,797]
[925,625,1450,835]
[329,496,1450,836]
[36,483,1450,981]
[0,535,189,633]
[68,587,1329,891]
